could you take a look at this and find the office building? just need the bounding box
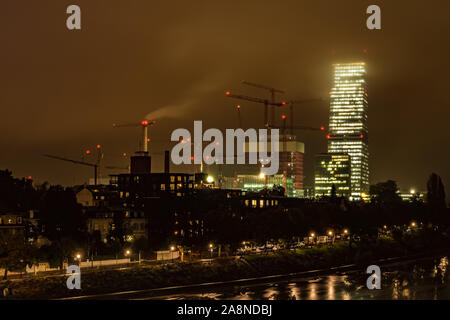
[314,153,351,197]
[328,62,369,199]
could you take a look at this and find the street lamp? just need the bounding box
[310,232,315,245]
[328,230,334,244]
[209,243,213,259]
[125,249,131,262]
[206,176,214,184]
[170,246,175,262]
[411,221,417,228]
[75,253,81,266]
[343,229,349,241]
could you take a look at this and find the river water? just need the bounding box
[139,255,450,300]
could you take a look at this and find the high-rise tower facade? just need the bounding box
[328,62,369,199]
[314,153,351,198]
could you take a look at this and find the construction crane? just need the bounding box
[43,154,99,185]
[236,105,243,128]
[105,165,128,170]
[82,144,104,181]
[268,114,325,133]
[275,114,325,163]
[275,115,325,196]
[284,99,323,134]
[112,120,156,152]
[226,91,286,128]
[103,151,130,172]
[241,80,285,127]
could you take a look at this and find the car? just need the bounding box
[255,246,264,253]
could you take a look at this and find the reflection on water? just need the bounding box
[145,255,450,300]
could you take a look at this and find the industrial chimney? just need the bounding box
[164,150,170,173]
[131,151,151,174]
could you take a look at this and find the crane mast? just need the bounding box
[113,120,156,153]
[241,80,285,127]
[225,91,286,128]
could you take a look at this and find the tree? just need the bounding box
[0,170,37,211]
[427,173,446,208]
[86,230,105,259]
[107,210,132,253]
[270,185,285,197]
[0,228,35,279]
[370,180,402,204]
[132,236,149,255]
[331,184,337,199]
[38,186,86,268]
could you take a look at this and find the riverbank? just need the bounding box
[2,235,449,299]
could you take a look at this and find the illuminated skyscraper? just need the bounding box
[314,153,351,197]
[328,62,369,199]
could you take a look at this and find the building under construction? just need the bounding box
[212,133,305,197]
[221,82,322,198]
[278,134,305,196]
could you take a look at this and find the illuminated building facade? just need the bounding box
[242,137,304,197]
[328,62,369,199]
[314,153,351,197]
[279,134,304,195]
[210,135,305,197]
[235,174,294,197]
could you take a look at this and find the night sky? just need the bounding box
[1,1,449,191]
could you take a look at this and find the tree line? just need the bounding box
[0,169,447,278]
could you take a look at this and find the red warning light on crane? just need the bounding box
[282,101,286,105]
[96,144,101,149]
[141,120,149,126]
[226,91,231,95]
[326,134,331,139]
[85,149,91,155]
[281,114,286,120]
[360,134,364,138]
[320,126,325,131]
